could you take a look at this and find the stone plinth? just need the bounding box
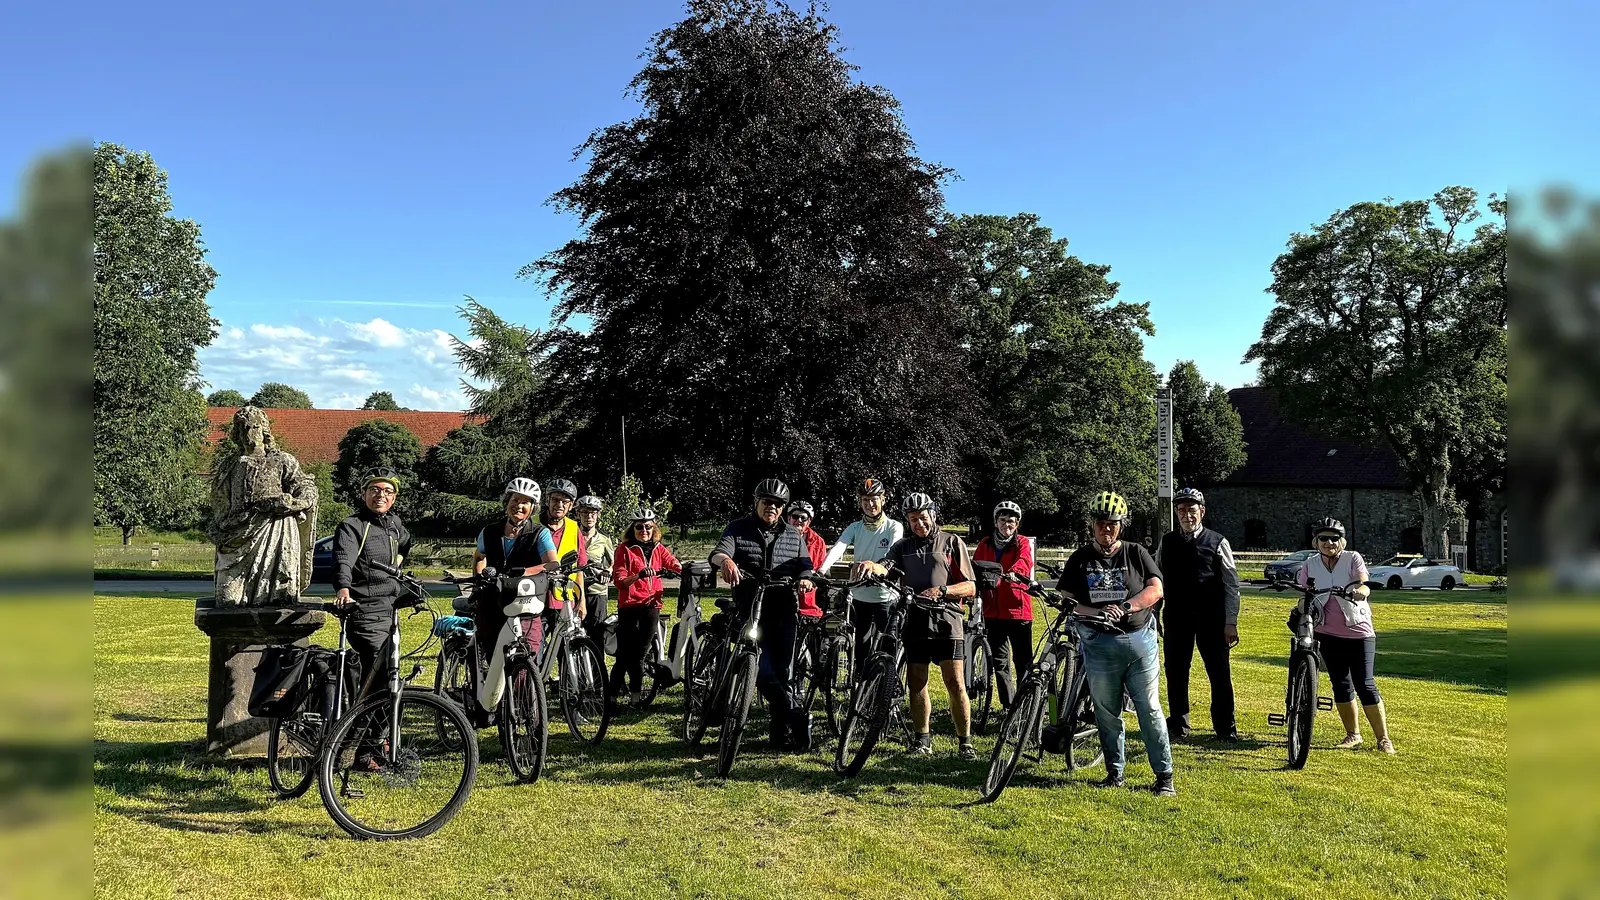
[193,597,326,757]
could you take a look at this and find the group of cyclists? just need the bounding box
[330,466,1397,795]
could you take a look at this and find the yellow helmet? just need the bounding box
[1089,491,1130,523]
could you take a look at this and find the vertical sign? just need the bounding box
[1156,387,1174,499]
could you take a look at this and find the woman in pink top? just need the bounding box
[1295,517,1395,753]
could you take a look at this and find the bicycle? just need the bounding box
[431,564,555,783]
[964,593,996,736]
[611,559,715,708]
[682,566,801,777]
[1267,578,1360,769]
[534,555,612,745]
[264,608,358,799]
[817,584,856,739]
[779,601,829,751]
[978,572,1106,804]
[833,566,964,777]
[315,565,479,840]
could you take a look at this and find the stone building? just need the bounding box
[1203,388,1506,572]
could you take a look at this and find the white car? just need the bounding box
[1367,556,1464,591]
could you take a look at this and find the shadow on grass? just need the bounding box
[110,713,205,724]
[93,739,327,837]
[1240,625,1506,695]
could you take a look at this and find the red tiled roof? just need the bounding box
[206,408,475,465]
[1222,387,1409,489]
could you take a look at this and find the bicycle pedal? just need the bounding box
[1317,696,1335,711]
[1266,713,1286,726]
[343,788,365,799]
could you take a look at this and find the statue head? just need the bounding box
[230,406,275,456]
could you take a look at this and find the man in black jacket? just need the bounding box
[709,478,816,750]
[1155,488,1242,741]
[332,467,414,706]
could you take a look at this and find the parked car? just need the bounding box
[1367,555,1463,590]
[311,534,334,585]
[1263,550,1318,589]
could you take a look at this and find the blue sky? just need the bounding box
[13,0,1587,408]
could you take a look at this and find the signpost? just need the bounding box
[1156,387,1174,539]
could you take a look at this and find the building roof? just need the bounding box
[1222,387,1409,489]
[206,408,474,465]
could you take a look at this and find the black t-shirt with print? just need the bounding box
[1061,541,1163,634]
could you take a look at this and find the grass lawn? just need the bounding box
[94,588,1505,899]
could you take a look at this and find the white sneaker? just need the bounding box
[1336,732,1363,749]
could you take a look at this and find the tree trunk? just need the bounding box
[1420,456,1451,560]
[122,524,136,545]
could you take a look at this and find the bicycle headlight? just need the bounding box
[747,622,761,641]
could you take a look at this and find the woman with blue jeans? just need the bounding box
[1060,491,1175,796]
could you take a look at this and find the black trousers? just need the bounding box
[850,602,892,674]
[1162,614,1236,735]
[582,590,609,649]
[738,595,799,739]
[348,603,396,702]
[609,606,660,695]
[1320,634,1380,705]
[984,619,1034,708]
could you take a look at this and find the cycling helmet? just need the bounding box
[502,477,541,505]
[788,500,815,519]
[754,478,791,502]
[1089,491,1130,523]
[993,500,1023,520]
[903,492,937,514]
[1174,487,1206,507]
[629,507,658,524]
[575,494,604,511]
[857,476,886,498]
[544,478,578,501]
[1313,517,1346,538]
[362,467,402,491]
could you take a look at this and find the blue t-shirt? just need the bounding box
[477,527,555,559]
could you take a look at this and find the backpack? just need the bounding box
[249,645,312,717]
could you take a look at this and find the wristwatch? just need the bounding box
[939,585,949,599]
[1119,600,1133,612]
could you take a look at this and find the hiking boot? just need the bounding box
[1377,737,1396,754]
[1094,769,1125,788]
[1336,732,1364,750]
[1213,729,1243,743]
[1166,717,1190,741]
[957,737,977,760]
[1151,773,1177,797]
[908,733,933,756]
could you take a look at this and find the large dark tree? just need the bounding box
[361,390,407,411]
[1167,360,1247,489]
[93,143,218,542]
[945,213,1159,528]
[1246,187,1506,559]
[333,419,423,508]
[525,0,976,522]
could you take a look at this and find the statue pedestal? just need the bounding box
[193,598,326,757]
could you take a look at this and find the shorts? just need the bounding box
[904,637,966,665]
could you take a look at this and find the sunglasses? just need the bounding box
[1316,534,1341,543]
[634,522,656,529]
[758,498,787,508]
[787,514,811,523]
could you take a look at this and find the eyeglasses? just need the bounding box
[366,486,397,497]
[758,498,786,508]
[1316,534,1341,543]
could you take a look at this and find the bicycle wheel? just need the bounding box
[318,690,478,840]
[981,680,1046,803]
[267,683,322,799]
[1285,653,1318,770]
[716,653,759,777]
[500,658,548,783]
[822,635,853,739]
[682,638,719,746]
[969,636,996,736]
[433,644,469,749]
[793,629,821,714]
[835,663,890,777]
[561,639,611,745]
[1057,655,1103,771]
[636,630,662,709]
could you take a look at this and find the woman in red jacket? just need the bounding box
[974,501,1036,710]
[788,501,828,620]
[609,507,683,706]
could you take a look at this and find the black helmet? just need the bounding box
[544,478,578,501]
[1314,517,1346,538]
[857,476,886,498]
[361,467,402,491]
[1174,487,1205,507]
[754,478,790,502]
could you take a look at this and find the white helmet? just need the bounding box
[575,495,604,511]
[994,500,1023,520]
[502,477,541,505]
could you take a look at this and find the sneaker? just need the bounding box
[1213,729,1244,743]
[909,733,933,756]
[1377,737,1396,754]
[1336,732,1364,750]
[1151,773,1177,797]
[957,737,977,760]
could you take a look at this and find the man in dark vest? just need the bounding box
[1156,487,1242,742]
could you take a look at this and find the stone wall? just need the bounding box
[1202,485,1417,560]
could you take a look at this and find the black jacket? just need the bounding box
[711,515,812,608]
[332,506,413,602]
[1156,526,1241,626]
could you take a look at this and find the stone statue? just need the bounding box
[209,406,318,606]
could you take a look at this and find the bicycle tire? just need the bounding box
[636,630,662,709]
[1285,653,1318,769]
[716,653,759,777]
[793,629,821,714]
[822,634,853,738]
[501,658,548,783]
[1057,654,1103,771]
[267,683,322,799]
[317,690,478,841]
[969,637,996,736]
[434,643,469,748]
[981,680,1045,803]
[835,663,890,777]
[682,637,719,747]
[561,638,611,745]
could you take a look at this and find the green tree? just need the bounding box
[1167,361,1247,488]
[595,473,673,541]
[332,419,423,507]
[445,298,542,478]
[306,461,352,537]
[93,143,218,543]
[945,213,1158,528]
[1246,187,1506,559]
[526,0,975,523]
[361,390,407,411]
[421,422,523,499]
[249,382,313,409]
[206,389,246,407]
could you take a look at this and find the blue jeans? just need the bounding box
[1077,622,1173,775]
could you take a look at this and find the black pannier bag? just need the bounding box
[249,645,311,717]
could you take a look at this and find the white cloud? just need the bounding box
[346,318,408,348]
